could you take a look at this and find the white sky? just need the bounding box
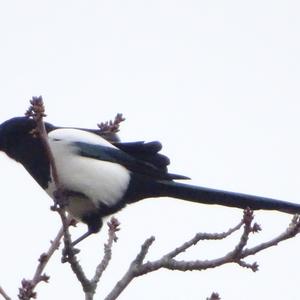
[1,1,300,299]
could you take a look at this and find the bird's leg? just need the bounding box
[71,230,94,247]
[71,217,103,246]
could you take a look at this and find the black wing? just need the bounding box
[74,141,189,181]
[113,141,169,171]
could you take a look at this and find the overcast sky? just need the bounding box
[1,1,300,299]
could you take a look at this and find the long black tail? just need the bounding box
[154,180,300,214]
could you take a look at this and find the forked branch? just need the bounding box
[104,209,300,300]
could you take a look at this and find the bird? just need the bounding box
[1,116,300,245]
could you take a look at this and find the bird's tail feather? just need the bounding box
[154,180,300,215]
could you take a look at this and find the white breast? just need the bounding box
[47,129,131,209]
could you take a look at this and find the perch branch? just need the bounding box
[26,97,90,294]
[105,208,300,300]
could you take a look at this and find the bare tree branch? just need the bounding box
[92,217,120,285]
[18,226,66,300]
[104,209,300,299]
[23,97,121,300]
[25,97,60,189]
[163,219,244,261]
[240,215,300,258]
[0,286,11,300]
[26,97,93,293]
[104,236,156,300]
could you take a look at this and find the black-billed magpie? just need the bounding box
[1,116,300,243]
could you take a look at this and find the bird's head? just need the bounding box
[0,117,54,161]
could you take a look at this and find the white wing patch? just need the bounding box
[47,129,131,211]
[48,128,116,148]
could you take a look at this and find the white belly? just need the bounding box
[46,132,131,217]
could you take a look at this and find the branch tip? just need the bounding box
[97,113,125,134]
[251,222,262,233]
[25,96,47,121]
[207,292,221,300]
[243,208,254,225]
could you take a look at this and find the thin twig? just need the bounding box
[95,113,125,142]
[0,286,11,300]
[32,227,63,285]
[25,97,60,188]
[240,215,300,258]
[97,114,125,134]
[92,218,120,285]
[18,225,65,300]
[163,219,244,260]
[104,237,155,300]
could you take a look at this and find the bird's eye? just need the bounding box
[52,138,61,142]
